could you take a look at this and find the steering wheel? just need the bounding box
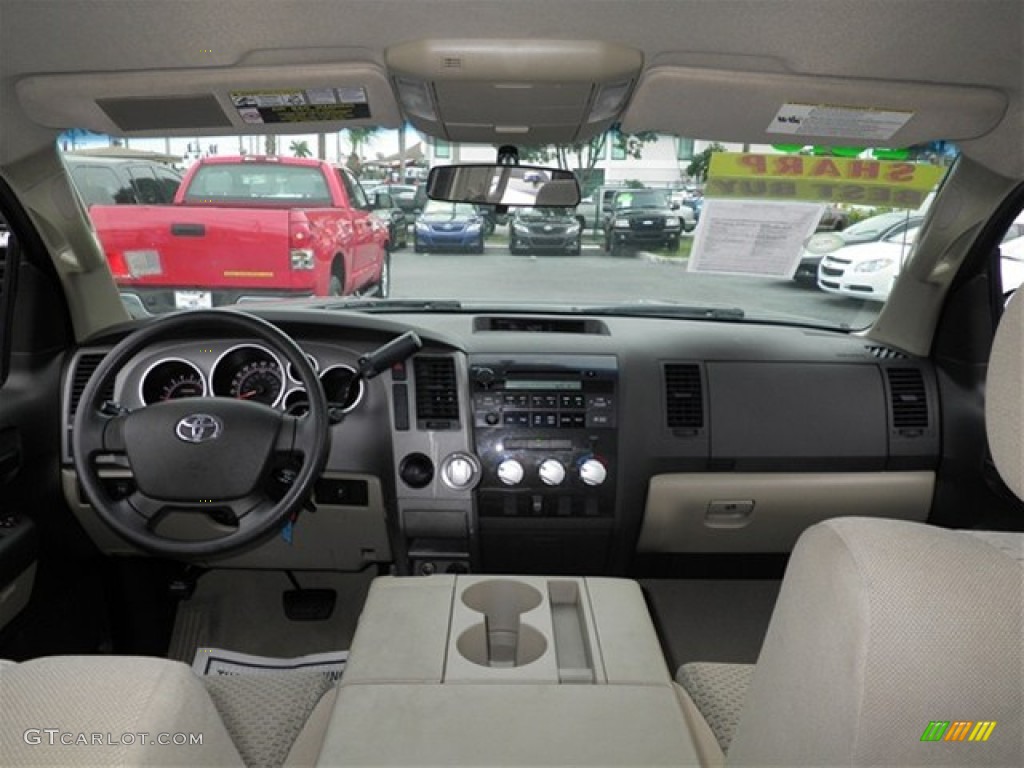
[72,310,330,557]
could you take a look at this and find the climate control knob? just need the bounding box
[538,459,566,486]
[579,458,608,486]
[497,459,525,486]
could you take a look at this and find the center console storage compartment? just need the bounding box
[321,575,699,766]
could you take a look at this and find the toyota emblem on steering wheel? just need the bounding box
[175,413,223,443]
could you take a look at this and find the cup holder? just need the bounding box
[457,622,548,668]
[461,580,543,615]
[458,580,546,668]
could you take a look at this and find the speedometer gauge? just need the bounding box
[211,344,287,407]
[140,359,206,404]
[229,360,283,405]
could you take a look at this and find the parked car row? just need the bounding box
[82,154,392,314]
[803,210,1024,302]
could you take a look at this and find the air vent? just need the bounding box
[664,363,703,432]
[414,356,459,426]
[69,352,113,418]
[865,344,908,360]
[887,368,928,431]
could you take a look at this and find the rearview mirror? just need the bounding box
[427,164,580,207]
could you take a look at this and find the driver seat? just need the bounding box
[0,655,336,766]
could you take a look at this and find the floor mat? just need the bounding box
[192,647,348,681]
[192,649,344,768]
[168,568,375,663]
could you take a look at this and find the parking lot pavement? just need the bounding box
[391,248,880,329]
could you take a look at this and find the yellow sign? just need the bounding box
[706,152,945,209]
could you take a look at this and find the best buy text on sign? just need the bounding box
[706,152,945,208]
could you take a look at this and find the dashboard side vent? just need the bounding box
[69,352,113,418]
[664,363,703,432]
[866,344,908,360]
[887,367,928,431]
[414,356,459,426]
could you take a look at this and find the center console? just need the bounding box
[469,354,619,573]
[317,575,699,766]
[391,352,619,577]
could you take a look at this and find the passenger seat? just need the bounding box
[677,286,1024,767]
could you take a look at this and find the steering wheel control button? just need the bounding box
[497,459,525,486]
[441,453,480,490]
[538,459,566,486]
[174,413,223,443]
[579,458,608,486]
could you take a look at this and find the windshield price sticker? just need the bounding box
[706,152,945,209]
[230,88,371,124]
[688,200,823,279]
[769,103,913,141]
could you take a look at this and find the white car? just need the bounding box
[818,227,921,302]
[1000,235,1024,293]
[821,225,1024,303]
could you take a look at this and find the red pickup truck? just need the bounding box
[88,155,391,315]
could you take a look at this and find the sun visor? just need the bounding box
[386,40,642,145]
[620,66,1007,149]
[16,62,403,137]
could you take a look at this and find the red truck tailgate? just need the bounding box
[88,204,314,292]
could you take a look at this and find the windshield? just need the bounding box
[63,130,953,329]
[517,208,574,221]
[613,189,671,210]
[421,201,479,218]
[184,162,332,205]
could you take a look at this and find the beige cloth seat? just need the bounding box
[0,656,244,767]
[678,518,1022,767]
[0,655,337,767]
[679,286,1024,767]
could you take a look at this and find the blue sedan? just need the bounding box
[413,201,486,253]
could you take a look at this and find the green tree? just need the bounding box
[289,139,312,158]
[520,129,659,196]
[686,142,726,183]
[345,127,381,176]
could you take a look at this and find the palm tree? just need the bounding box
[346,127,381,174]
[289,139,312,158]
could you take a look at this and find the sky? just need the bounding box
[61,128,415,166]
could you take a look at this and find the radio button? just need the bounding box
[531,411,558,428]
[586,412,614,428]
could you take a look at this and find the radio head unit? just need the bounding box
[469,355,618,520]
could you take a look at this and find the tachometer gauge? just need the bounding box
[140,359,206,404]
[229,360,283,405]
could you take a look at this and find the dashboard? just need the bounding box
[60,308,941,574]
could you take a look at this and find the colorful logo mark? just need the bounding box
[921,721,997,742]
